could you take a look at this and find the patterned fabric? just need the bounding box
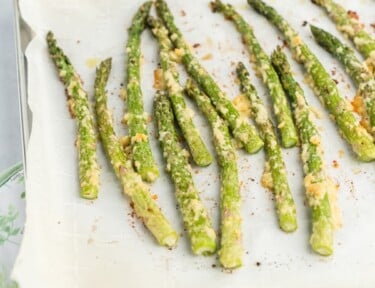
[0,163,24,288]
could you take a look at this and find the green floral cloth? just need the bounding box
[0,163,24,288]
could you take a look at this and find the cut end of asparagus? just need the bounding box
[80,190,99,200]
[233,124,264,154]
[310,241,334,257]
[279,214,298,233]
[310,218,334,256]
[193,152,214,167]
[160,232,179,248]
[191,235,217,255]
[218,246,243,269]
[281,136,299,149]
[352,141,375,162]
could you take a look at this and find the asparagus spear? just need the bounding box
[311,0,375,73]
[185,79,242,268]
[236,62,297,233]
[155,0,263,154]
[248,0,375,162]
[46,31,100,200]
[154,90,216,255]
[310,25,375,136]
[94,59,178,248]
[211,0,298,148]
[125,1,159,182]
[271,47,337,256]
[147,17,212,167]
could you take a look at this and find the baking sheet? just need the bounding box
[12,0,375,287]
[13,0,33,174]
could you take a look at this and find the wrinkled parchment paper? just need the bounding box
[13,0,375,287]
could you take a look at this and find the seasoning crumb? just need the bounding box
[347,10,359,20]
[153,68,165,89]
[232,94,251,117]
[211,264,217,268]
[352,168,361,175]
[332,160,339,168]
[371,23,375,31]
[85,58,99,69]
[302,21,308,27]
[201,53,213,61]
[338,149,344,158]
[256,262,261,267]
[333,79,339,84]
[193,43,201,48]
[119,87,127,100]
[91,224,97,232]
[180,10,186,16]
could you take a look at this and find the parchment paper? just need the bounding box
[13,0,375,287]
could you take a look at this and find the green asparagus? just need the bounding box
[310,25,375,136]
[311,0,375,73]
[155,0,263,154]
[185,79,242,268]
[154,90,216,255]
[125,1,159,182]
[46,31,100,200]
[248,0,375,162]
[236,62,297,233]
[271,47,338,256]
[94,59,178,248]
[147,17,212,167]
[211,0,297,148]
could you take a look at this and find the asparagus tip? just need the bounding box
[210,0,221,12]
[309,24,321,36]
[99,57,112,69]
[46,30,53,39]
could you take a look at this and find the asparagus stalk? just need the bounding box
[94,59,178,248]
[271,47,337,256]
[248,0,375,162]
[125,1,159,182]
[310,25,375,136]
[155,0,263,154]
[236,62,297,233]
[147,17,212,167]
[46,31,100,200]
[311,0,375,73]
[211,0,298,148]
[185,79,242,268]
[154,90,216,255]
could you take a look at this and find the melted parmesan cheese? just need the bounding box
[232,94,251,117]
